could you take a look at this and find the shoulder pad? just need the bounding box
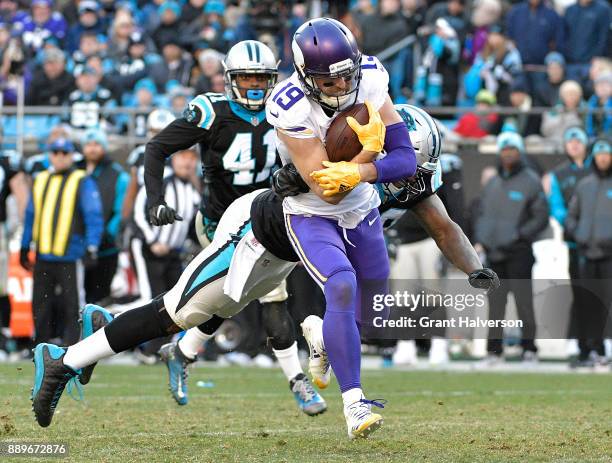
[184,93,217,130]
[358,56,389,111]
[265,77,311,133]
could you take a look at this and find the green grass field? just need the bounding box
[0,363,611,462]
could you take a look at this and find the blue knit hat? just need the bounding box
[563,126,588,146]
[82,128,108,151]
[158,1,181,17]
[134,78,157,95]
[592,139,611,156]
[497,131,524,153]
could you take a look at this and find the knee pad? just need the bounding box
[324,270,357,312]
[261,301,295,350]
[258,280,288,304]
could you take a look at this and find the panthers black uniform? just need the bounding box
[0,150,23,223]
[145,92,280,224]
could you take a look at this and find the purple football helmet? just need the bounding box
[292,18,362,111]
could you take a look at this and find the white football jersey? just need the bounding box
[265,55,390,228]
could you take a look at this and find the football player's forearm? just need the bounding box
[414,196,482,275]
[434,222,483,275]
[370,122,416,184]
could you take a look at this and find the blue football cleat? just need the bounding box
[158,342,194,406]
[290,373,327,416]
[31,343,81,427]
[79,304,114,385]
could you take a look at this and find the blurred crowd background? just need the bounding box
[0,0,610,369]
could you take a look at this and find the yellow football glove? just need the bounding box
[346,100,386,153]
[310,161,361,197]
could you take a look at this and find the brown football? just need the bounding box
[325,103,369,163]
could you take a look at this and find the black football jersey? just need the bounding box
[146,92,280,221]
[66,87,115,129]
[0,150,23,222]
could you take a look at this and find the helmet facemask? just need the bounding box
[224,69,278,112]
[295,56,362,112]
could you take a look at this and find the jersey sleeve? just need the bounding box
[265,77,316,139]
[358,55,390,111]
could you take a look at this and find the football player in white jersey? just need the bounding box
[265,18,418,439]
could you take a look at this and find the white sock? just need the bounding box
[178,327,212,360]
[342,388,364,408]
[272,342,303,382]
[63,328,115,370]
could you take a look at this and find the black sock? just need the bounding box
[105,297,179,353]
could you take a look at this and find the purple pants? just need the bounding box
[284,209,389,392]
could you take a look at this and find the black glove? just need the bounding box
[19,248,33,272]
[147,202,183,226]
[83,246,98,269]
[272,163,309,198]
[468,268,500,294]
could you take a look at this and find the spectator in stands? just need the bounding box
[66,0,107,53]
[507,77,541,136]
[138,0,165,34]
[81,128,129,304]
[182,0,234,53]
[157,39,193,89]
[72,32,104,74]
[191,48,223,95]
[360,0,410,102]
[27,47,74,106]
[585,72,612,138]
[0,35,29,105]
[533,52,565,108]
[180,0,206,26]
[541,80,585,142]
[13,0,68,55]
[453,89,500,138]
[547,127,593,362]
[463,0,503,65]
[563,0,610,82]
[66,65,117,133]
[474,132,549,363]
[152,1,182,51]
[0,0,21,23]
[210,72,225,94]
[106,9,136,61]
[401,0,426,35]
[464,24,522,107]
[169,86,191,117]
[425,0,466,39]
[584,57,612,99]
[110,31,162,97]
[20,137,103,346]
[414,18,461,107]
[565,139,612,367]
[506,0,564,67]
[121,78,156,137]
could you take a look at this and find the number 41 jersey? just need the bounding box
[178,92,279,222]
